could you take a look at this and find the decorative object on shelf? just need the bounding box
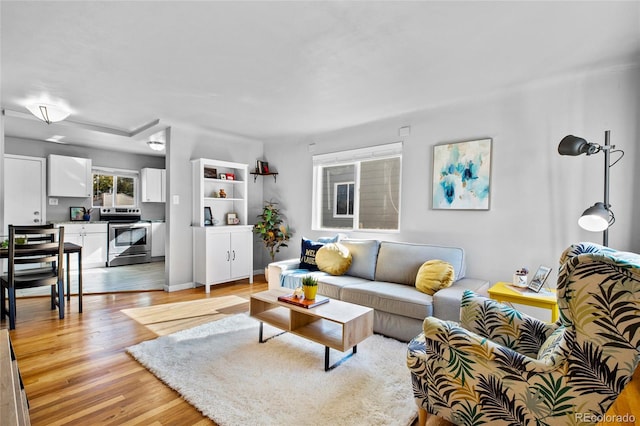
[512,267,529,288]
[26,103,70,124]
[432,138,492,210]
[218,189,227,198]
[219,174,227,180]
[557,130,624,246]
[257,160,269,174]
[204,207,213,226]
[227,212,239,225]
[211,191,219,198]
[301,275,318,300]
[204,168,217,178]
[253,201,292,262]
[293,286,304,298]
[225,173,235,180]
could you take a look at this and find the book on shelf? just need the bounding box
[277,294,329,308]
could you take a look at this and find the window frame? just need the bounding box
[312,142,402,233]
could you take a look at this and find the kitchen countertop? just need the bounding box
[50,221,109,225]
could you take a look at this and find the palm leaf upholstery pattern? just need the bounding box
[407,242,640,425]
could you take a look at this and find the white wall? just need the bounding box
[262,66,640,286]
[166,124,264,291]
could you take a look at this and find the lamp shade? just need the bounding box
[558,135,599,156]
[578,202,611,232]
[26,103,70,124]
[147,140,165,151]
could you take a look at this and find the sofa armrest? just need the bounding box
[432,277,489,322]
[267,259,300,289]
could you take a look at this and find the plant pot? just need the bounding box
[303,285,318,300]
[83,214,91,221]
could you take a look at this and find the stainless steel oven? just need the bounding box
[100,208,152,267]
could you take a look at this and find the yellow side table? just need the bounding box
[488,281,559,323]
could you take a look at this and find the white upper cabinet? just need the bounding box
[141,168,166,203]
[48,154,92,197]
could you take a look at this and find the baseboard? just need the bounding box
[164,282,195,292]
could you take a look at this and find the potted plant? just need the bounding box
[253,201,293,264]
[301,275,318,300]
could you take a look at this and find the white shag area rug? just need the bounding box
[127,314,417,426]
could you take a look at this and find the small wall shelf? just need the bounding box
[250,172,278,182]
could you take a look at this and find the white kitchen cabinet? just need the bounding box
[141,168,166,203]
[48,154,92,197]
[151,222,166,257]
[56,223,108,269]
[193,226,253,293]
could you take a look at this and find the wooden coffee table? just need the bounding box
[249,288,374,371]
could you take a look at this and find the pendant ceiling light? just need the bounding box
[147,140,165,151]
[25,103,71,124]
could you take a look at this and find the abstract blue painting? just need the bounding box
[432,138,492,210]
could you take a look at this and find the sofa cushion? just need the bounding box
[340,281,433,320]
[316,243,352,275]
[415,260,455,295]
[375,242,466,285]
[317,275,371,300]
[340,239,380,280]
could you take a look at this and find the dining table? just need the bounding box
[0,242,83,313]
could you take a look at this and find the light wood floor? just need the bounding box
[4,275,639,425]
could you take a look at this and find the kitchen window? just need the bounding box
[312,142,402,232]
[92,168,138,207]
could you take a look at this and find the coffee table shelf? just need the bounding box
[250,289,374,370]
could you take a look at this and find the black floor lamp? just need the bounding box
[557,130,624,247]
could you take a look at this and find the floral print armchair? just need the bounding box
[407,242,640,425]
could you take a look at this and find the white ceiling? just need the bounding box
[2,1,639,155]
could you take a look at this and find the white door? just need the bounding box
[3,155,46,233]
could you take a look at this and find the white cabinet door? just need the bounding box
[82,231,108,268]
[230,230,251,280]
[141,168,165,203]
[57,223,107,269]
[48,154,92,197]
[151,222,165,257]
[3,155,46,233]
[207,232,232,283]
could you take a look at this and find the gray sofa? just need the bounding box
[268,239,489,342]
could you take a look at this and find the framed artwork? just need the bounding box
[204,168,217,179]
[70,207,84,221]
[432,138,492,210]
[204,207,213,226]
[528,265,552,292]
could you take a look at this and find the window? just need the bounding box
[92,168,138,207]
[334,182,354,218]
[313,143,402,231]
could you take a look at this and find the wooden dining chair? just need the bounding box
[1,225,65,330]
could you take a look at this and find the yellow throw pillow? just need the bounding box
[415,260,455,295]
[316,243,353,276]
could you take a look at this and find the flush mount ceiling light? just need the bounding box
[147,140,165,151]
[25,103,71,124]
